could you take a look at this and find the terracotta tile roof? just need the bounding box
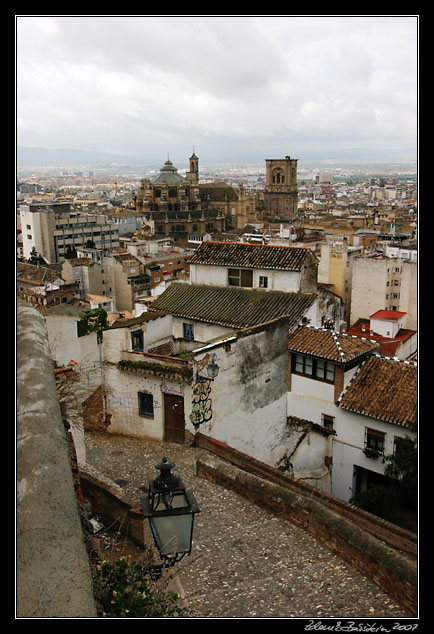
[113,253,141,263]
[148,282,317,329]
[287,414,336,436]
[337,355,417,428]
[344,324,416,357]
[17,262,62,285]
[66,258,94,267]
[188,241,317,271]
[109,311,168,330]
[288,325,380,363]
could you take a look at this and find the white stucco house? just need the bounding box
[101,310,290,465]
[286,325,417,501]
[187,240,343,330]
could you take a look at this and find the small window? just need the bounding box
[259,276,268,288]
[183,323,194,340]
[365,428,385,454]
[138,392,154,418]
[322,414,334,429]
[131,329,144,351]
[393,436,411,456]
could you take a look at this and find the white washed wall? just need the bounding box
[45,315,100,366]
[190,320,289,464]
[332,408,415,501]
[105,363,192,440]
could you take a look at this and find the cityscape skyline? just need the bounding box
[16,15,418,165]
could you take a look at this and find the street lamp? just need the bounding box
[206,359,219,379]
[141,457,200,578]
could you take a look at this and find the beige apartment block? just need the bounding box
[318,242,363,328]
[350,256,417,329]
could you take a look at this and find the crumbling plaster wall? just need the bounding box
[190,318,289,464]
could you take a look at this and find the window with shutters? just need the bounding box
[228,268,253,287]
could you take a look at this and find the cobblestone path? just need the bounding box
[83,431,413,619]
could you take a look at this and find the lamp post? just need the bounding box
[141,457,200,579]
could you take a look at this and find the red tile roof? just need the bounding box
[344,324,416,357]
[370,310,407,320]
[337,355,417,428]
[287,325,379,363]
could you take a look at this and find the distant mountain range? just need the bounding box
[17,145,417,169]
[17,145,137,164]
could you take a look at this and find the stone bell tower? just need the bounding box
[186,151,199,184]
[263,155,298,221]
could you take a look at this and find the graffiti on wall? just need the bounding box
[190,378,213,430]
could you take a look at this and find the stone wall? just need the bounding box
[17,300,97,618]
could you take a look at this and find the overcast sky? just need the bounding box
[16,15,418,165]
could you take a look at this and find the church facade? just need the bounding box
[131,152,258,238]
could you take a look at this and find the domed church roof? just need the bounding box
[152,159,187,185]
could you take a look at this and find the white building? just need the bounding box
[286,325,417,501]
[20,203,120,263]
[102,311,289,465]
[186,240,342,330]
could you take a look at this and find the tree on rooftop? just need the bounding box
[77,308,109,342]
[350,425,417,524]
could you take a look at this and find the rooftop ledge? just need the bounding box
[119,349,193,380]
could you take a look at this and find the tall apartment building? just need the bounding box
[350,255,417,329]
[262,155,298,222]
[102,253,151,312]
[20,203,120,264]
[318,242,363,329]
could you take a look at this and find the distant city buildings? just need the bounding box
[16,151,417,515]
[17,152,417,331]
[20,203,120,264]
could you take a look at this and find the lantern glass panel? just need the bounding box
[149,492,194,556]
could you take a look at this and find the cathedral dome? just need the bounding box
[152,159,186,185]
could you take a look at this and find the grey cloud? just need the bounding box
[16,15,418,162]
